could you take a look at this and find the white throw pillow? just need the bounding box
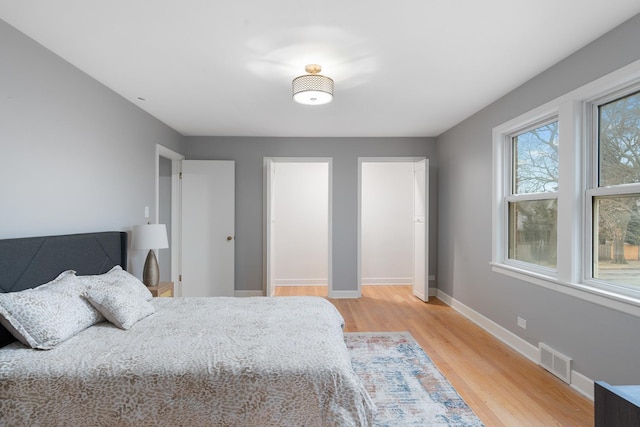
[79,266,153,301]
[84,286,155,330]
[0,271,103,349]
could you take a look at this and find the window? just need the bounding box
[508,121,559,269]
[492,59,640,315]
[590,90,640,290]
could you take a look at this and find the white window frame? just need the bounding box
[492,58,640,318]
[504,117,560,276]
[583,82,640,301]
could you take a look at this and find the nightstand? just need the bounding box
[148,282,174,297]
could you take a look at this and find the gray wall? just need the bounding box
[185,137,437,292]
[0,19,185,276]
[437,13,640,384]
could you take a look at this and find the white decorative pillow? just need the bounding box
[0,270,103,349]
[79,265,153,301]
[84,287,154,330]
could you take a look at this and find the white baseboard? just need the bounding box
[329,290,361,299]
[275,279,328,286]
[434,290,454,305]
[234,290,264,297]
[435,289,594,400]
[570,370,595,400]
[362,277,412,285]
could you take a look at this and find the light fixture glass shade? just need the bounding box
[292,74,334,105]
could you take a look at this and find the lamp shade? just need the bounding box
[292,64,334,105]
[292,74,334,105]
[131,224,169,250]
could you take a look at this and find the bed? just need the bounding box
[0,231,376,426]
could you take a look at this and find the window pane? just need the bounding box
[593,195,640,287]
[508,199,557,268]
[599,91,640,187]
[512,121,559,194]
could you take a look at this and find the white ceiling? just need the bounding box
[2,1,640,137]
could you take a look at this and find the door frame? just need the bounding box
[263,157,333,297]
[155,144,184,293]
[357,157,429,300]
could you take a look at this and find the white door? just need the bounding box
[413,159,428,302]
[181,160,235,297]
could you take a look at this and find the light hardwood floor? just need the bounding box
[275,285,594,426]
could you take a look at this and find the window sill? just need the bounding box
[490,262,640,319]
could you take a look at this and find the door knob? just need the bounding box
[227,236,233,241]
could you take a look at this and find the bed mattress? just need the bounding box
[0,296,376,426]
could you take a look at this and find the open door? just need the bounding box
[181,160,235,297]
[413,159,428,302]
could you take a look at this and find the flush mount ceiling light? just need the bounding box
[292,64,334,105]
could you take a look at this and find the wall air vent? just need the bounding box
[539,342,572,384]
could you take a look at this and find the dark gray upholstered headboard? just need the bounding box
[0,231,127,347]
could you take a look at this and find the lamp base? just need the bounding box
[142,249,160,287]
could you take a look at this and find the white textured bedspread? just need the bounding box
[0,296,376,426]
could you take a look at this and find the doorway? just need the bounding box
[264,158,332,297]
[156,145,184,294]
[358,157,428,301]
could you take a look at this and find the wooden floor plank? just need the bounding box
[275,285,593,426]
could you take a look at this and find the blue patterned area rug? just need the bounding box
[345,332,484,426]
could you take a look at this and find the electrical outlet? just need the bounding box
[144,206,149,218]
[517,316,527,329]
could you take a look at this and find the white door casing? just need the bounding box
[413,159,428,302]
[265,158,276,297]
[181,160,235,297]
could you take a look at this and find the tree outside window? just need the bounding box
[594,91,640,286]
[508,121,559,268]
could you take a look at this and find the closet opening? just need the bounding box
[264,158,332,297]
[358,157,428,301]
